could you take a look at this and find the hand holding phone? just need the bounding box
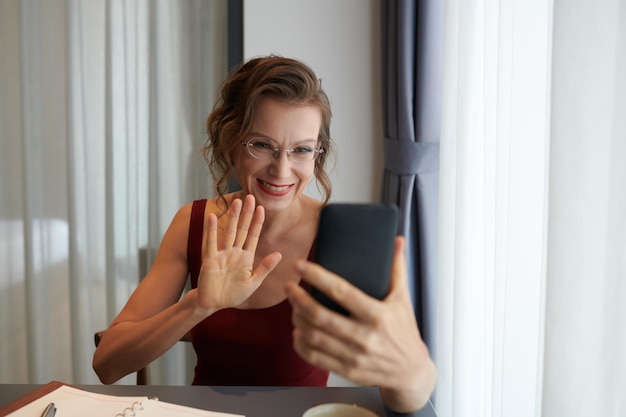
[311,203,399,316]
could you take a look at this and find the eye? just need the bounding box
[291,144,314,154]
[250,140,274,151]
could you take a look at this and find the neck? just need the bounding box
[262,198,308,235]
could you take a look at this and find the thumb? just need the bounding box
[251,252,282,281]
[386,236,410,297]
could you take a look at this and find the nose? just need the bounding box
[271,149,293,160]
[269,150,292,177]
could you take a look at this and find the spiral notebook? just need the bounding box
[1,382,243,417]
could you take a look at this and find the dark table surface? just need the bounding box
[0,383,436,417]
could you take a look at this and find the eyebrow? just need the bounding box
[246,132,318,144]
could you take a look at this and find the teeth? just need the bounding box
[260,180,289,192]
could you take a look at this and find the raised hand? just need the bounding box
[196,194,282,312]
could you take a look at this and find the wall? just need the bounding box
[243,0,383,204]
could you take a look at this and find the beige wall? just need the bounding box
[243,0,383,204]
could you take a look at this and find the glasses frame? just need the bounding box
[241,138,324,163]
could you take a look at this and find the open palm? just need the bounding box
[197,195,281,310]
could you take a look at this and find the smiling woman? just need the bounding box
[92,55,436,413]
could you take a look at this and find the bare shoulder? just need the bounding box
[153,203,195,264]
[203,193,244,216]
[163,197,225,244]
[166,202,195,234]
[169,197,220,229]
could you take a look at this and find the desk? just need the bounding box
[0,384,436,417]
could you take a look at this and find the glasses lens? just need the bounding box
[289,144,317,162]
[247,139,274,159]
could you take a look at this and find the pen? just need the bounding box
[41,402,56,417]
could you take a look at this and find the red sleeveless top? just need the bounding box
[187,199,329,386]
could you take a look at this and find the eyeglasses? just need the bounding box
[241,138,324,163]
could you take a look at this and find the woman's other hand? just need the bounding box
[285,236,437,413]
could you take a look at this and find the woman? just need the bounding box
[93,56,436,413]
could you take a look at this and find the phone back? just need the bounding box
[312,203,399,315]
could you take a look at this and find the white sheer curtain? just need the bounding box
[0,0,227,384]
[436,1,625,417]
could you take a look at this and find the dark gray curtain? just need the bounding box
[227,0,243,193]
[380,0,443,354]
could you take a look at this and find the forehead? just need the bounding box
[249,97,322,142]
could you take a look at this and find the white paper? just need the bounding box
[7,385,244,417]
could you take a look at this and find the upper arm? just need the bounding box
[110,203,195,325]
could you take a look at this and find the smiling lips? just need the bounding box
[257,179,293,196]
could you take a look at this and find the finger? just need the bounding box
[233,194,255,248]
[294,260,380,322]
[291,304,363,359]
[291,325,349,370]
[242,204,265,253]
[285,281,368,352]
[291,326,379,386]
[223,198,242,248]
[285,287,381,385]
[385,236,410,299]
[202,208,218,259]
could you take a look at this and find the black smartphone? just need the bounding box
[311,203,399,316]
